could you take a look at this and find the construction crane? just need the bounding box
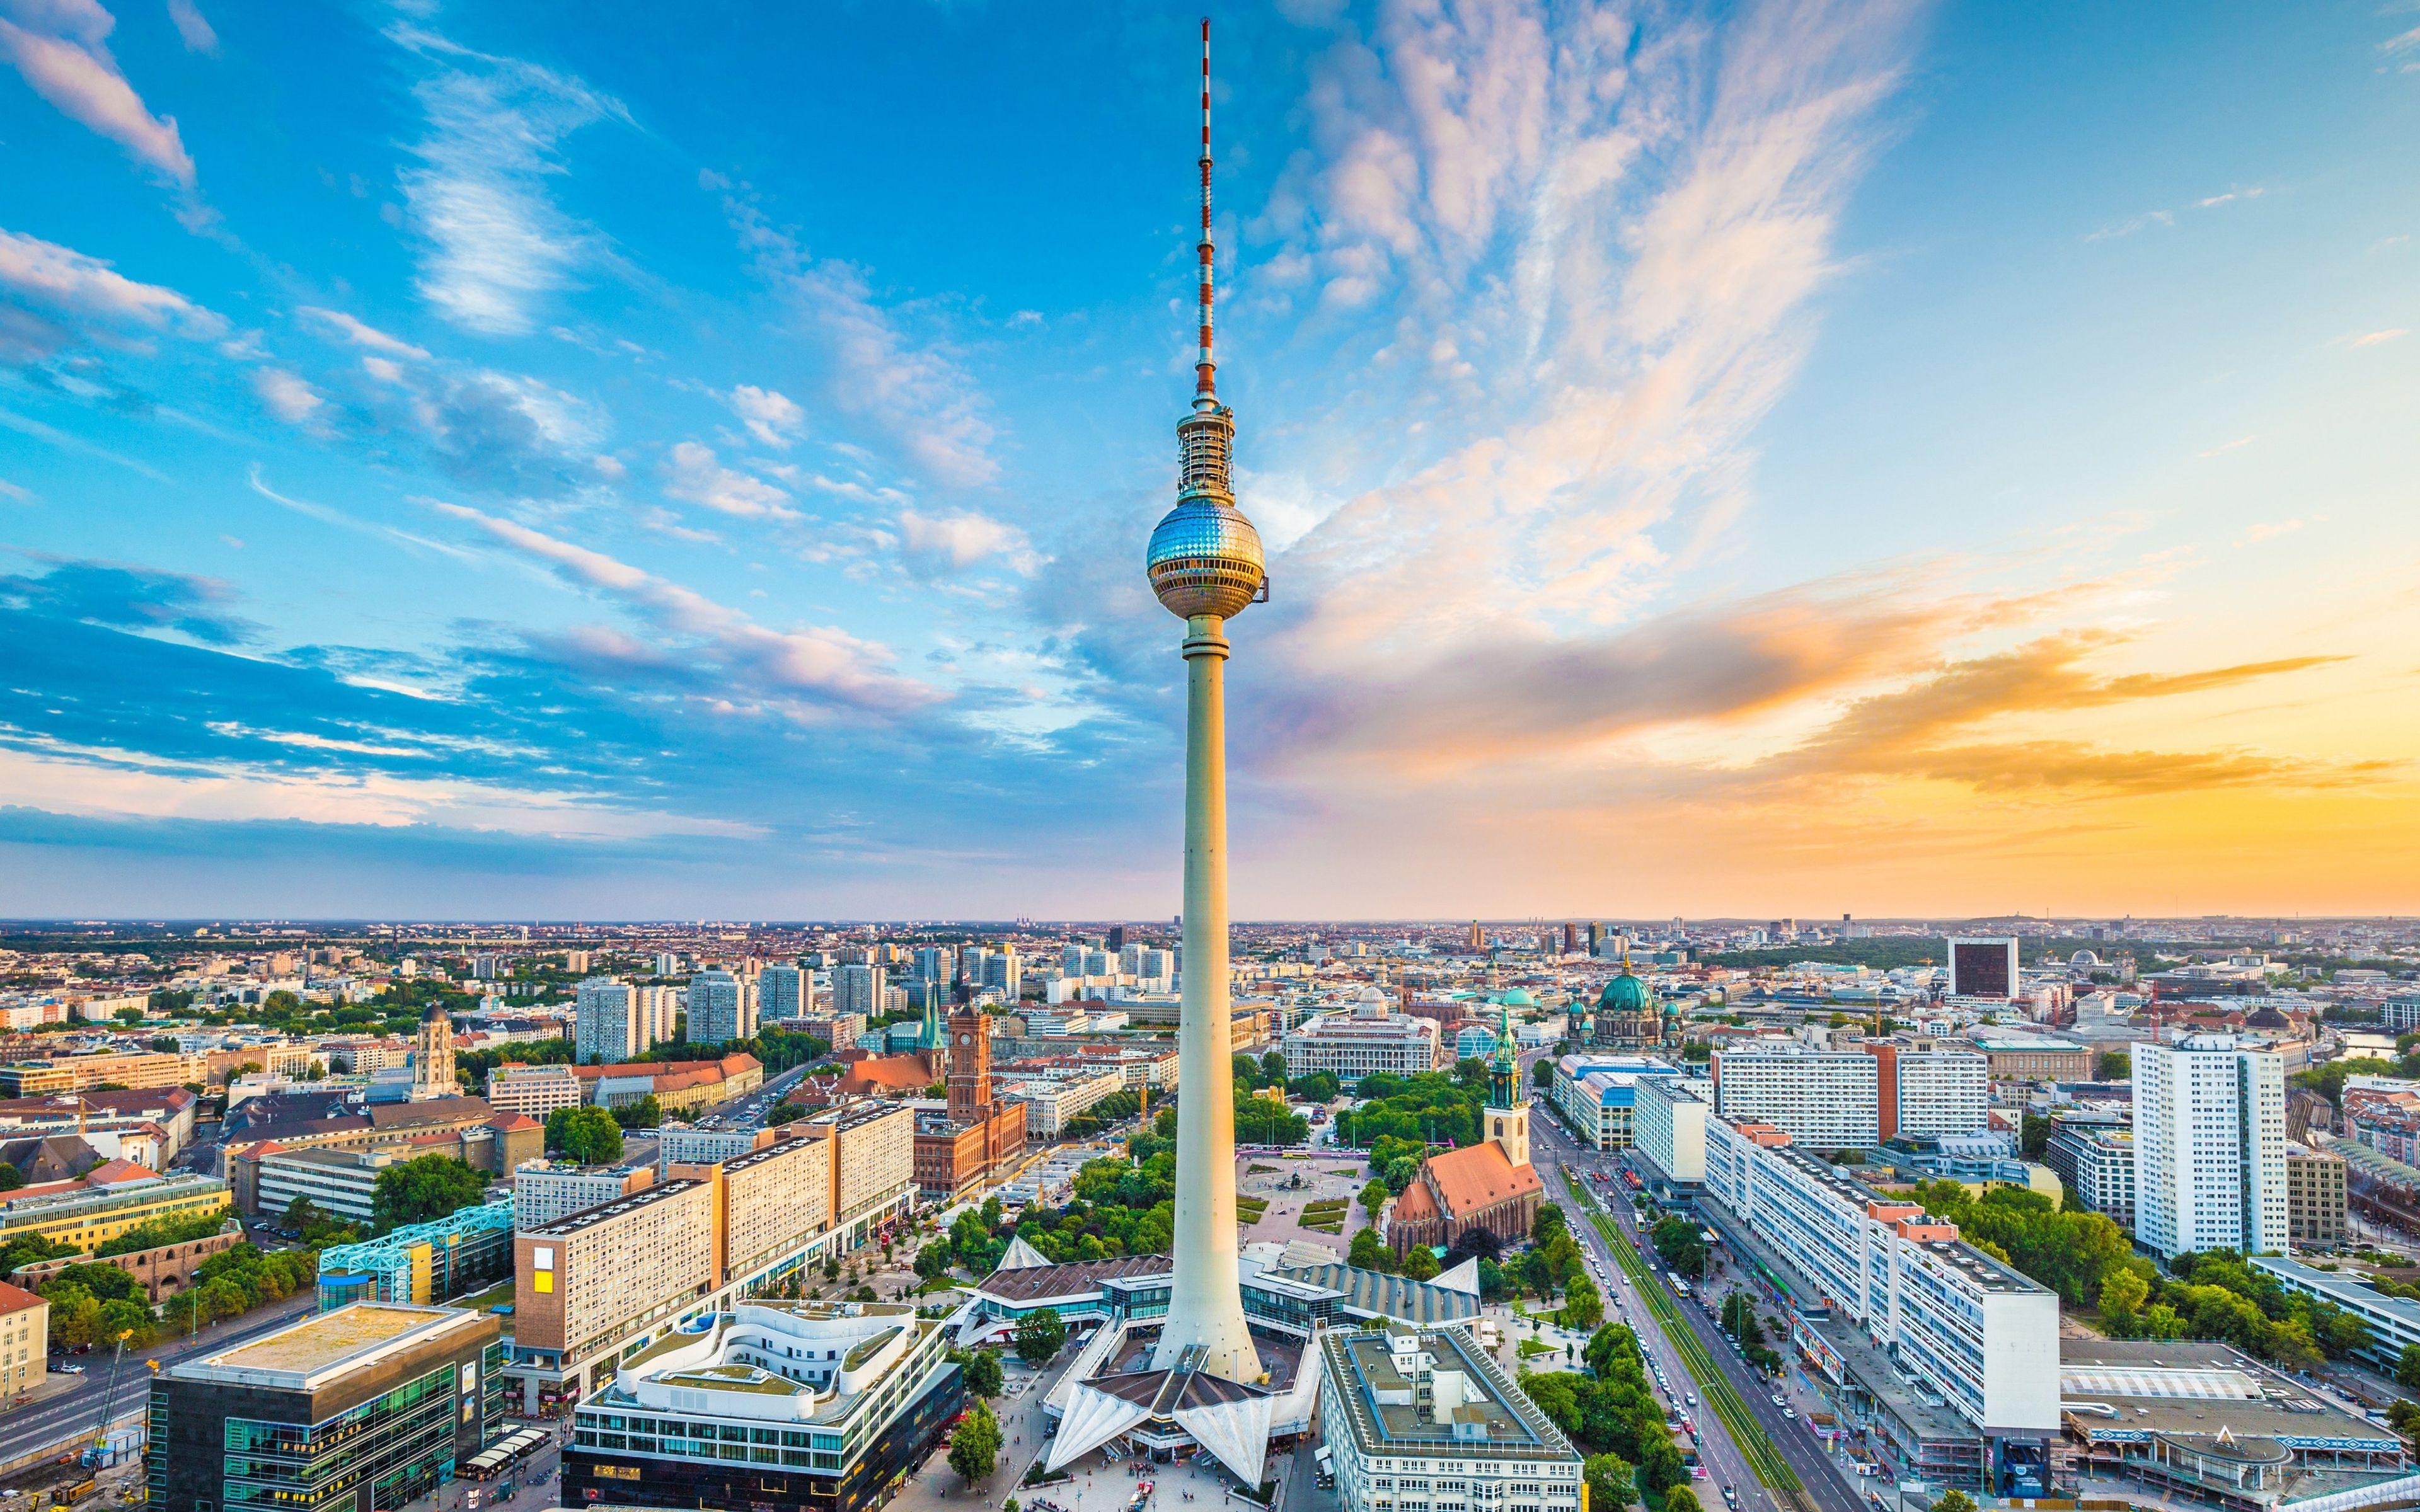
[79,1329,134,1470]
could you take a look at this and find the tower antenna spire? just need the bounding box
[1195,16,1216,408]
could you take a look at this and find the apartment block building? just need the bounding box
[1631,1074,1710,1183]
[1710,1048,1881,1150]
[801,1101,916,1237]
[686,970,757,1045]
[516,1177,722,1399]
[0,1050,209,1096]
[2044,1117,2135,1229]
[2285,1143,2346,1250]
[684,1132,834,1278]
[2132,1036,2287,1261]
[1701,1114,2058,1491]
[575,977,651,1064]
[0,1281,45,1399]
[512,1160,655,1232]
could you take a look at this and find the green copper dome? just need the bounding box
[1598,973,1651,1013]
[1498,988,1536,1007]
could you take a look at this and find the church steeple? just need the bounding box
[1489,1000,1518,1108]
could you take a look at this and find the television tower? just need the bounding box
[1145,16,1265,1382]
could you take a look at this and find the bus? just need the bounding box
[1670,1274,1691,1298]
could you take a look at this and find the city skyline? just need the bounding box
[3,1,2417,920]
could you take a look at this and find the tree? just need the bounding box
[1348,1225,1396,1273]
[765,1101,807,1126]
[2019,1113,2051,1161]
[1932,1493,1978,1512]
[1560,1272,1603,1329]
[914,1242,953,1283]
[1360,1179,1390,1223]
[2095,1050,2131,1081]
[2397,1341,2420,1394]
[1402,1245,1441,1282]
[948,1402,1001,1484]
[963,1348,1005,1399]
[1582,1454,1636,1512]
[2098,1267,2149,1327]
[611,1095,663,1130]
[0,1163,20,1193]
[1383,1156,1422,1194]
[546,1106,626,1166]
[283,1196,325,1232]
[1016,1307,1067,1365]
[1533,1202,1568,1244]
[371,1155,488,1232]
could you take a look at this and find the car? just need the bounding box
[1781,1408,1795,1421]
[1691,1468,1709,1481]
[1685,1392,1697,1407]
[1770,1394,1785,1406]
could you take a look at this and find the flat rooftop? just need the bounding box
[175,1302,487,1392]
[2060,1339,2399,1452]
[1320,1327,1576,1463]
[526,1176,704,1238]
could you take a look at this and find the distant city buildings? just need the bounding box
[1282,989,1439,1082]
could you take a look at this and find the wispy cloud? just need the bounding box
[164,0,214,54]
[664,440,795,519]
[250,367,326,427]
[0,0,194,186]
[727,384,805,449]
[299,306,430,360]
[390,25,626,335]
[2348,328,2406,348]
[0,225,226,355]
[429,498,939,715]
[2085,209,2174,241]
[711,178,998,487]
[898,508,1037,576]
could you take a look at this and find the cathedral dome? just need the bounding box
[1498,988,1536,1008]
[1598,974,1651,1014]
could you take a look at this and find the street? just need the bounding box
[1526,1107,1867,1512]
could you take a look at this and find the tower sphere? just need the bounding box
[1147,495,1265,619]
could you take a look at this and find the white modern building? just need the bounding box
[2251,1255,2420,1374]
[1317,1326,1584,1512]
[999,1068,1126,1139]
[1888,1049,1990,1139]
[1282,992,1440,1083]
[1710,1048,1881,1150]
[2131,1035,2286,1261]
[1702,1114,2059,1462]
[1548,1055,1683,1152]
[686,970,757,1045]
[1631,1074,1709,1183]
[1947,936,2020,1000]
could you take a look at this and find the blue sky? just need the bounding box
[2,0,2416,920]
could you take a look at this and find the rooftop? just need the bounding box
[524,1176,705,1238]
[176,1302,490,1391]
[1319,1326,1576,1463]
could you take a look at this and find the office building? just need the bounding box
[0,1049,209,1096]
[2285,1143,2346,1250]
[762,963,812,1022]
[150,1303,506,1512]
[487,1062,584,1118]
[687,969,756,1045]
[1964,1034,2092,1083]
[562,1300,963,1512]
[512,1159,655,1232]
[2132,1035,2286,1260]
[1282,991,1440,1082]
[575,976,643,1064]
[2251,1256,2420,1375]
[0,1281,45,1399]
[1701,1114,2058,1491]
[316,1203,516,1309]
[2044,1117,2135,1228]
[1710,1048,1881,1150]
[1947,937,2020,999]
[1632,1074,1709,1184]
[0,1167,231,1252]
[1317,1326,1583,1512]
[256,1147,439,1227]
[1548,1055,1683,1150]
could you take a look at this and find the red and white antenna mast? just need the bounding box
[1194,16,1218,410]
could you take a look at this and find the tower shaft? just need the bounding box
[1153,614,1259,1378]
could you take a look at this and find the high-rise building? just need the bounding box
[1106,924,1129,953]
[2132,1035,2287,1260]
[1948,936,2020,999]
[1858,1043,1990,1140]
[2285,1143,2346,1250]
[981,946,1020,1000]
[1562,921,1579,954]
[575,977,642,1064]
[913,946,954,983]
[1467,920,1485,951]
[837,963,887,1020]
[652,951,681,978]
[761,963,810,1022]
[686,969,756,1045]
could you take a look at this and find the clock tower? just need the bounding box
[947,1007,992,1123]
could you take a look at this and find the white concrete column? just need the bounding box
[1153,614,1259,1380]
